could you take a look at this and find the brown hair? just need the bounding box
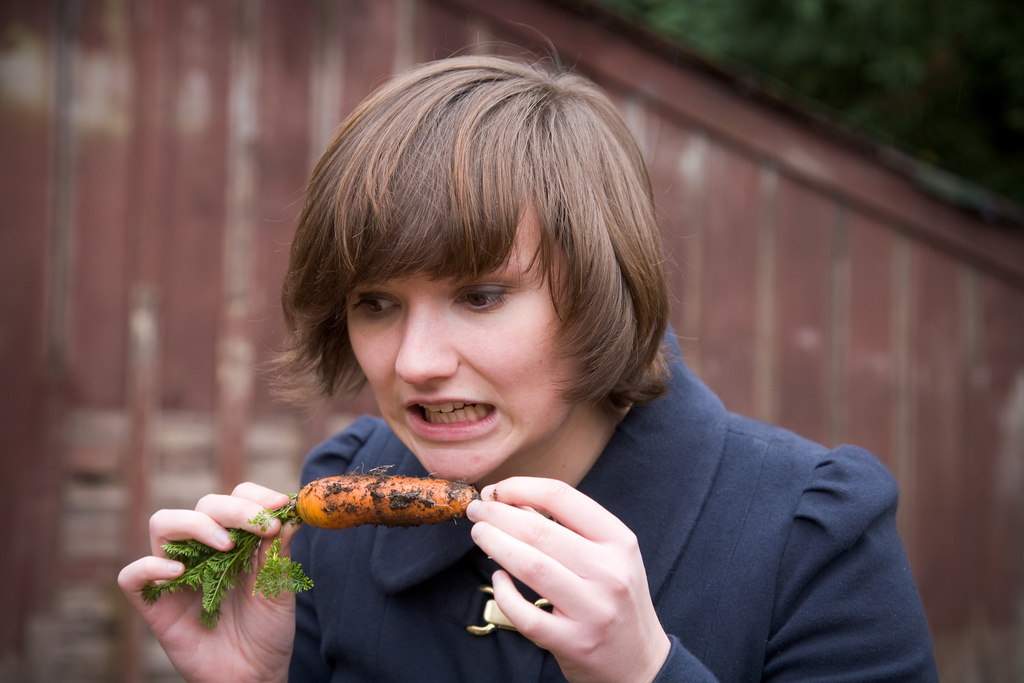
[280,55,669,410]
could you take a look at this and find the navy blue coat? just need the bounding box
[289,340,938,681]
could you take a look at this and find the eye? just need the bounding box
[461,286,508,310]
[350,292,393,315]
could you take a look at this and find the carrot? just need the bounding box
[296,468,480,529]
[146,468,479,627]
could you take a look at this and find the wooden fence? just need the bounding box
[2,0,1022,680]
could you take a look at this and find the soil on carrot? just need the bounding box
[312,471,480,526]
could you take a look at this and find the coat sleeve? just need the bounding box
[651,637,720,682]
[763,445,938,681]
[652,445,937,682]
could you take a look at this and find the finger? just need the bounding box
[148,508,239,556]
[118,557,209,638]
[489,569,567,648]
[118,556,185,603]
[468,500,596,577]
[471,517,592,619]
[480,477,630,543]
[195,492,284,537]
[230,481,292,511]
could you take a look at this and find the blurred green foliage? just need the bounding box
[590,0,1024,206]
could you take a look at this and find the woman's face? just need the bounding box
[346,217,617,486]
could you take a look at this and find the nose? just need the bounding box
[394,306,459,385]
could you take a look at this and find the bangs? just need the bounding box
[328,74,552,288]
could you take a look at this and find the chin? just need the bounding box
[415,451,497,485]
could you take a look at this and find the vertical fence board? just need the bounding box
[340,0,402,114]
[121,285,161,683]
[643,112,702,354]
[117,3,181,680]
[215,0,261,491]
[415,0,476,62]
[699,142,761,417]
[157,0,232,412]
[0,0,56,673]
[774,176,835,446]
[911,245,969,632]
[844,212,897,471]
[68,1,132,409]
[251,0,316,416]
[978,280,1024,623]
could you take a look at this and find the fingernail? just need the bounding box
[166,560,183,575]
[214,529,232,548]
[480,485,497,501]
[466,500,480,520]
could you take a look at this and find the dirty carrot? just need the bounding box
[141,468,478,627]
[296,470,480,529]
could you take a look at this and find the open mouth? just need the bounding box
[418,402,492,425]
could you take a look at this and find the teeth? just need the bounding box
[419,402,486,424]
[422,402,466,413]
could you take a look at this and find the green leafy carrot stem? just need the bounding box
[140,495,313,628]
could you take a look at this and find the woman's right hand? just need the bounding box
[118,482,299,683]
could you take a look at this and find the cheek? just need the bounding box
[495,345,568,407]
[349,330,395,388]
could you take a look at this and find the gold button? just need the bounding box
[466,586,552,636]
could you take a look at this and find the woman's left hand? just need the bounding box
[467,476,671,683]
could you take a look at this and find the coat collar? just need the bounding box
[369,454,478,593]
[370,334,728,596]
[576,341,728,596]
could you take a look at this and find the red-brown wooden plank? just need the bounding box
[0,0,57,665]
[68,0,132,409]
[844,212,896,471]
[416,0,479,63]
[119,3,181,677]
[216,0,260,490]
[910,244,968,632]
[974,279,1024,624]
[339,0,402,114]
[642,110,702,352]
[157,0,233,412]
[774,175,836,445]
[251,0,316,415]
[699,142,762,418]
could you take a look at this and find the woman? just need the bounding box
[119,55,938,682]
